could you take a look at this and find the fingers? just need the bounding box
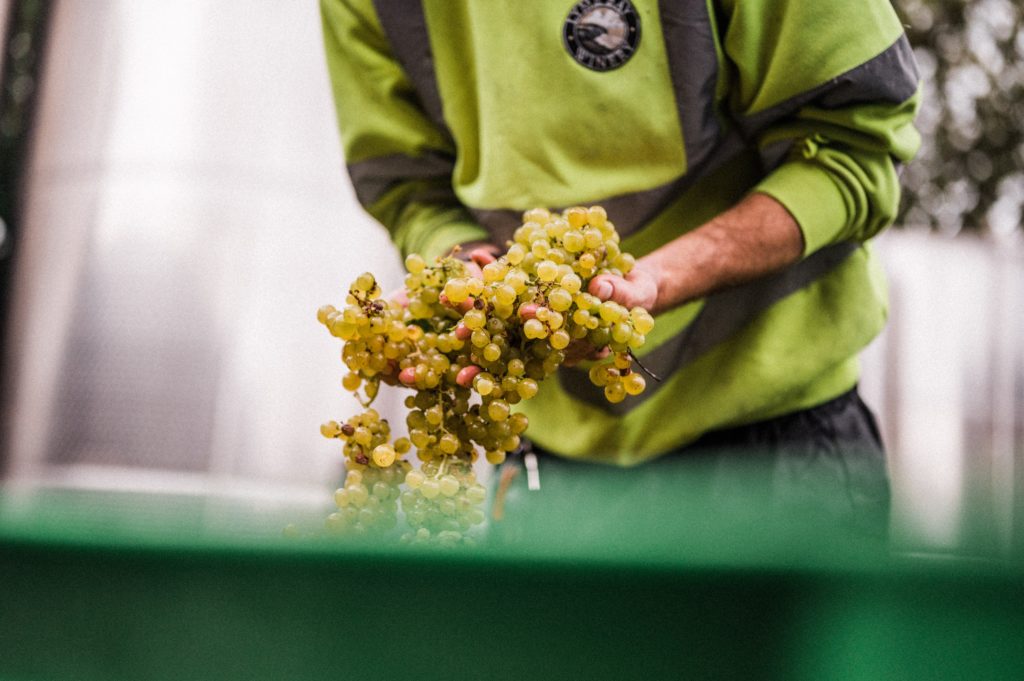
[589,276,615,301]
[563,347,609,367]
[562,340,610,367]
[440,295,477,313]
[462,260,485,281]
[468,247,498,267]
[455,365,482,388]
[518,303,539,320]
[460,247,497,281]
[390,287,410,308]
[400,362,483,388]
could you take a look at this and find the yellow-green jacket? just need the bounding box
[320,0,921,465]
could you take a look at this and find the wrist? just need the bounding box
[625,257,669,315]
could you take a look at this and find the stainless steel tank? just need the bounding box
[1,0,403,502]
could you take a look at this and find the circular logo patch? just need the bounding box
[563,0,641,72]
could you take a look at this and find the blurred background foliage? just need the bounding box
[894,0,1024,236]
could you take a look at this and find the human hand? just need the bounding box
[389,287,410,308]
[389,244,497,309]
[438,244,499,313]
[561,339,610,367]
[587,260,660,313]
[558,261,659,367]
[459,243,499,275]
[386,243,501,389]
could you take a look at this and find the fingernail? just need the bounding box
[594,281,613,300]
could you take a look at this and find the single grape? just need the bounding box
[372,444,396,467]
[353,272,376,292]
[405,253,426,274]
[439,474,460,497]
[420,479,440,499]
[348,483,369,506]
[536,260,558,282]
[565,206,588,230]
[623,372,646,395]
[334,488,350,508]
[549,329,571,350]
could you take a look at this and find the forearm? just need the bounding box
[645,192,804,312]
[590,192,804,316]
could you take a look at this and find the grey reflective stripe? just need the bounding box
[469,133,749,243]
[735,35,919,141]
[348,151,456,208]
[467,209,520,249]
[469,171,723,244]
[370,0,450,137]
[815,34,920,110]
[658,0,724,175]
[558,241,859,415]
[736,34,919,175]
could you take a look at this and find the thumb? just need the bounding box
[589,275,616,302]
[589,272,656,310]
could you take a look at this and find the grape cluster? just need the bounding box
[326,465,403,536]
[320,410,410,536]
[400,456,487,546]
[315,206,654,545]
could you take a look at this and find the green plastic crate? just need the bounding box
[1,456,1021,681]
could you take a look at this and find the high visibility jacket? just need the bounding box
[320,0,921,465]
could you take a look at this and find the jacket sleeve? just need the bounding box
[319,0,487,259]
[716,0,922,256]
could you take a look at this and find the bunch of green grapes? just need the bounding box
[320,410,411,536]
[326,465,404,536]
[463,205,655,407]
[316,206,654,545]
[399,456,487,546]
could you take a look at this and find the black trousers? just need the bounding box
[671,386,891,537]
[496,387,891,544]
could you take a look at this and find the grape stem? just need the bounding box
[628,350,662,382]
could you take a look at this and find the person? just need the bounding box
[319,0,921,537]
